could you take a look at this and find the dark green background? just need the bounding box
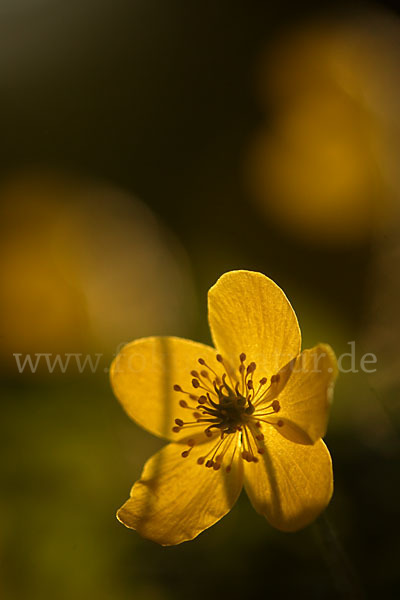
[1,2,399,599]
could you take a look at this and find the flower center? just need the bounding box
[172,353,283,472]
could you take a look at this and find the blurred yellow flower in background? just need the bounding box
[246,11,400,245]
[0,171,195,374]
[111,270,337,545]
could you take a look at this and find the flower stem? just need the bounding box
[312,513,364,599]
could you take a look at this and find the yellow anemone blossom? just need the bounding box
[111,270,337,545]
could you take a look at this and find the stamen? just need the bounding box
[215,353,236,389]
[173,384,201,402]
[197,442,219,466]
[198,357,220,382]
[251,377,268,402]
[180,438,196,459]
[242,427,254,461]
[226,433,239,472]
[172,352,285,471]
[238,364,244,394]
[205,434,238,472]
[191,377,215,396]
[252,377,277,407]
[244,361,256,396]
[216,434,235,465]
[246,421,266,457]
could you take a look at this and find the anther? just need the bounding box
[198,395,207,404]
[205,459,214,468]
[173,384,182,392]
[187,439,195,447]
[172,426,181,433]
[259,377,267,385]
[240,353,246,362]
[192,379,200,388]
[179,400,188,408]
[247,362,256,373]
[175,418,184,427]
[198,358,206,365]
[216,354,223,363]
[193,412,201,419]
[272,400,280,412]
[256,433,264,441]
[200,370,209,379]
[181,450,190,458]
[197,457,205,465]
[213,462,221,471]
[277,420,284,427]
[257,447,265,454]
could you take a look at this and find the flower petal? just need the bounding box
[117,439,244,545]
[208,270,301,379]
[244,428,333,531]
[110,336,223,441]
[268,344,338,444]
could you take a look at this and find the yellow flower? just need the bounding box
[111,270,337,545]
